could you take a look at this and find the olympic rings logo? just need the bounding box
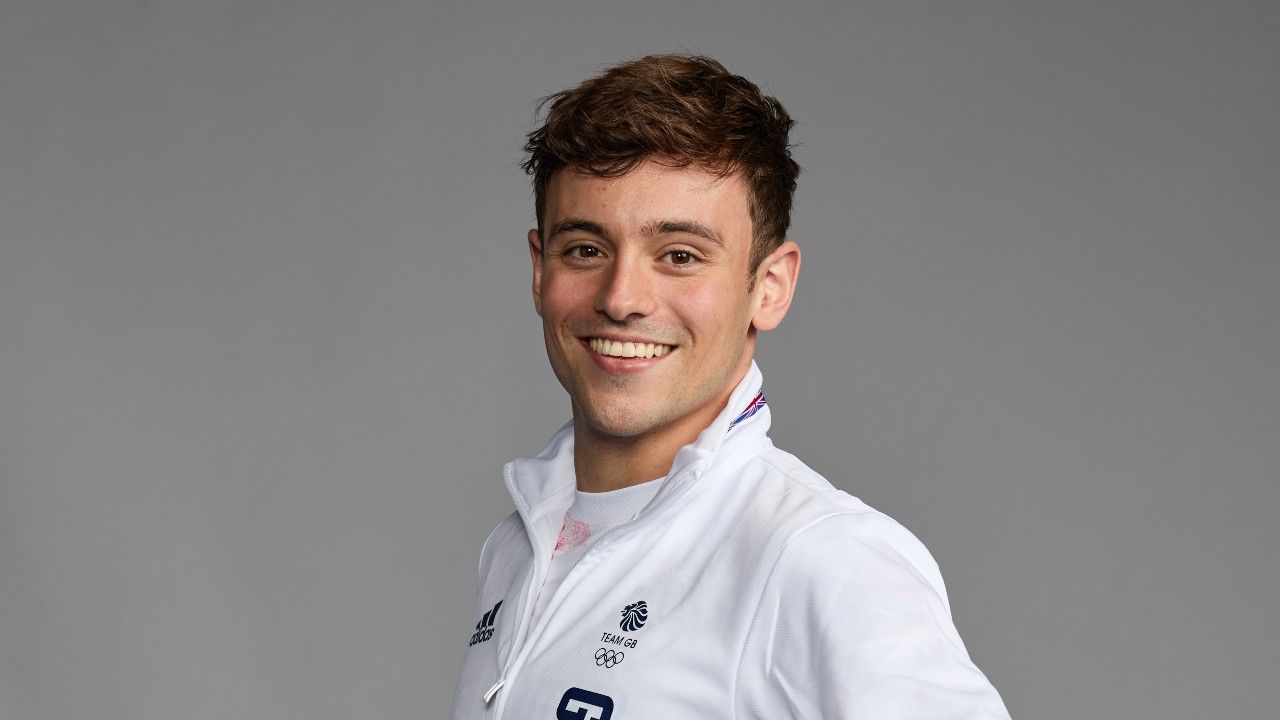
[594,647,624,668]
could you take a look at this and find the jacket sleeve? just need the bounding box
[736,511,1012,719]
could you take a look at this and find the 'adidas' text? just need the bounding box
[469,600,502,647]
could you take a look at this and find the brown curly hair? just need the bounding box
[522,54,800,275]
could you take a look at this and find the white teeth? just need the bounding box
[588,338,673,359]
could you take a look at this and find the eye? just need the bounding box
[567,244,602,259]
[667,249,696,266]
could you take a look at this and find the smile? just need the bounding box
[587,337,673,359]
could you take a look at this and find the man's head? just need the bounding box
[522,55,801,446]
[522,54,800,279]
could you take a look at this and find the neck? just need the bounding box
[571,358,753,493]
[571,414,706,494]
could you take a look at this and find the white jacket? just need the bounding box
[451,363,1011,719]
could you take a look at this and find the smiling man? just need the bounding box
[450,55,1011,719]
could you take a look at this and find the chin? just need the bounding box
[578,400,665,440]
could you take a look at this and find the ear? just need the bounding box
[529,228,544,317]
[750,240,801,332]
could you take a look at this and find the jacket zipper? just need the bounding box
[484,475,554,717]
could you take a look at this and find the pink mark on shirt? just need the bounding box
[555,517,591,553]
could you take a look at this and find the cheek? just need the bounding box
[540,274,591,318]
[671,279,751,340]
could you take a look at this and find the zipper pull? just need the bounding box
[483,678,505,703]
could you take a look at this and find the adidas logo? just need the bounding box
[469,600,502,647]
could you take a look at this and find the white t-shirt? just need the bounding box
[527,477,664,630]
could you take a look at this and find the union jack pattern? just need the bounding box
[727,391,766,433]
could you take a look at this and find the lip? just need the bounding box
[578,337,674,374]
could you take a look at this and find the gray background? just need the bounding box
[2,1,1276,718]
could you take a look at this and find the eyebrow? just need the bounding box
[546,217,610,242]
[642,219,726,249]
[546,216,726,249]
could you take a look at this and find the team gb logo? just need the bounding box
[619,600,648,632]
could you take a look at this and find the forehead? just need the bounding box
[544,160,753,238]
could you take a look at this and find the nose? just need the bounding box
[595,255,656,322]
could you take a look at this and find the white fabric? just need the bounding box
[527,478,664,632]
[451,361,1012,719]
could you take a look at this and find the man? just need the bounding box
[451,55,1011,719]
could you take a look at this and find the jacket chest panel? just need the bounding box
[489,554,753,719]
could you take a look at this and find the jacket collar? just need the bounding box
[504,361,772,537]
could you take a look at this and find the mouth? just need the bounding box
[585,337,674,360]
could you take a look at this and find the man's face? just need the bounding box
[530,159,774,442]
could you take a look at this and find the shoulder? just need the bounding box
[731,447,1012,718]
[750,444,877,516]
[740,445,950,610]
[782,508,944,588]
[772,510,952,620]
[738,507,1010,718]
